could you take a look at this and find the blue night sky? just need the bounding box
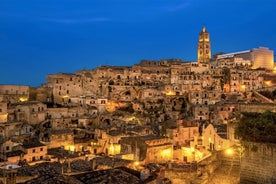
[0,0,275,86]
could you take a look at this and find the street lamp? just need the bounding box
[134,161,139,167]
[225,148,234,156]
[224,145,244,174]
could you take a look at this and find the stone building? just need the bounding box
[120,135,173,164]
[30,85,53,103]
[193,104,210,121]
[0,27,275,181]
[202,124,231,151]
[189,89,221,105]
[12,101,46,125]
[0,140,22,164]
[46,73,83,105]
[198,27,211,63]
[209,102,237,124]
[229,68,264,92]
[0,85,29,103]
[21,139,47,163]
[0,121,32,138]
[0,103,7,123]
[0,138,47,164]
[217,47,274,70]
[166,120,198,146]
[89,129,123,156]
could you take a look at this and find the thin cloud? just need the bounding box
[43,17,111,24]
[0,12,111,24]
[166,2,190,12]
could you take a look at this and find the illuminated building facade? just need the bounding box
[198,27,211,63]
[0,85,29,103]
[0,102,8,123]
[251,47,274,70]
[13,101,47,125]
[120,135,173,164]
[217,47,274,70]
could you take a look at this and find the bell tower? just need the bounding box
[198,27,211,63]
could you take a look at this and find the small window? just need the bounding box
[33,149,35,153]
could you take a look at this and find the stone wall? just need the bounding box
[238,103,276,113]
[240,142,276,184]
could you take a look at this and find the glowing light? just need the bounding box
[109,143,121,155]
[62,95,69,98]
[134,161,139,166]
[65,145,75,152]
[195,150,203,160]
[79,146,83,151]
[165,91,175,96]
[182,147,193,154]
[264,81,271,86]
[122,154,134,160]
[109,143,115,155]
[126,116,136,121]
[181,147,194,162]
[161,149,172,158]
[19,97,28,102]
[114,144,121,154]
[106,101,116,112]
[0,113,8,122]
[225,148,233,155]
[91,142,98,146]
[240,85,246,91]
[69,145,75,152]
[3,113,8,118]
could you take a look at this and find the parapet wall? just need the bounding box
[240,142,276,184]
[239,103,276,113]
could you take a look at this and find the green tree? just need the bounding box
[235,111,276,143]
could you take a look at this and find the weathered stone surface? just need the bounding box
[240,142,276,184]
